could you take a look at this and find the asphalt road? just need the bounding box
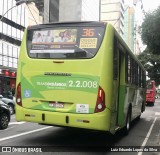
[0,99,160,155]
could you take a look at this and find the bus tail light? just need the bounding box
[16,83,22,106]
[94,86,106,113]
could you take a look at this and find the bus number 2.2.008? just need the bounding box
[68,80,98,88]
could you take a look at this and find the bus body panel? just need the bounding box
[146,81,155,104]
[16,105,111,131]
[16,23,115,132]
[20,68,100,113]
[16,22,146,134]
[18,51,105,114]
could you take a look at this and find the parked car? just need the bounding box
[0,95,15,115]
[6,91,13,100]
[0,100,10,130]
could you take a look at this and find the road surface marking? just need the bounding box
[138,117,157,155]
[0,126,52,142]
[155,112,160,116]
[9,122,25,125]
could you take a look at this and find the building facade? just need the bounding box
[44,0,100,23]
[0,0,26,96]
[123,6,135,52]
[44,0,124,34]
[122,0,144,54]
[25,3,43,25]
[0,0,42,97]
[100,0,125,35]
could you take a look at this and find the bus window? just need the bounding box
[27,26,105,59]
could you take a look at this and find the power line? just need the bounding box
[26,4,37,24]
[0,5,17,21]
[114,6,129,26]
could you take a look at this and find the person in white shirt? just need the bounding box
[32,32,43,43]
[44,30,54,42]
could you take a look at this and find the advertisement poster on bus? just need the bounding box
[30,29,77,53]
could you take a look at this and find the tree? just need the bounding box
[138,6,160,86]
[141,6,160,54]
[138,49,160,85]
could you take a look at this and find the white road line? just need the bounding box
[137,117,157,155]
[0,126,52,142]
[9,122,25,125]
[155,112,160,116]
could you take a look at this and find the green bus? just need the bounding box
[16,21,146,135]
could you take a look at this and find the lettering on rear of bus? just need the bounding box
[68,80,98,88]
[36,82,66,87]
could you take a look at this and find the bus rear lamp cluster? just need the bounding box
[94,86,106,113]
[16,83,22,106]
[97,104,103,109]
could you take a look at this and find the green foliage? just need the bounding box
[138,51,160,86]
[140,6,160,54]
[138,6,160,86]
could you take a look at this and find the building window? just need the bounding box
[0,0,26,68]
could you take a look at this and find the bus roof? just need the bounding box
[27,21,107,30]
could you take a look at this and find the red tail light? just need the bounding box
[16,83,22,106]
[94,86,106,113]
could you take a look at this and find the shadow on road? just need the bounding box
[27,118,141,152]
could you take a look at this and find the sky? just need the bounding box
[142,0,160,12]
[125,0,160,12]
[124,0,160,25]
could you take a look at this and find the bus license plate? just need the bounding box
[49,102,64,108]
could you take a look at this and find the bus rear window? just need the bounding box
[27,26,105,59]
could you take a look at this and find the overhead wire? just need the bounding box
[114,5,129,26]
[26,3,38,24]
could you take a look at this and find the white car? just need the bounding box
[0,95,15,115]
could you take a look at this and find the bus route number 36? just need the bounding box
[68,80,98,89]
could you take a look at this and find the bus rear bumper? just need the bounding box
[16,105,111,131]
[146,98,155,103]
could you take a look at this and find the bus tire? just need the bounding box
[141,101,145,113]
[123,108,131,136]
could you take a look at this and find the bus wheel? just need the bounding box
[141,102,145,112]
[123,109,131,136]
